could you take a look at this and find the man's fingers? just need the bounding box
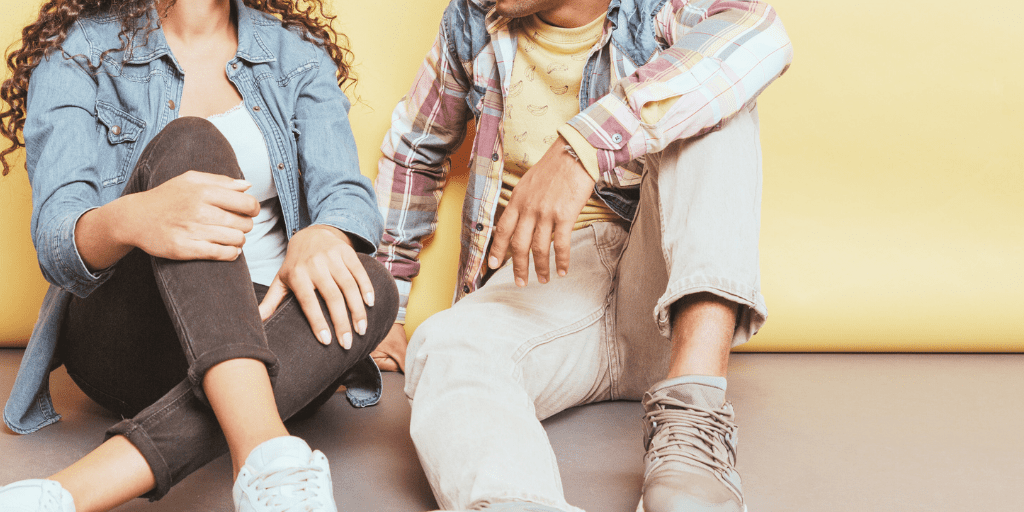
[532,221,554,284]
[488,207,518,269]
[509,216,536,287]
[258,276,289,321]
[553,223,572,277]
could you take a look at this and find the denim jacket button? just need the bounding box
[231,63,238,70]
[277,163,285,170]
[167,100,175,110]
[110,125,121,136]
[253,105,261,112]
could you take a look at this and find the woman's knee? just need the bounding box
[135,117,242,186]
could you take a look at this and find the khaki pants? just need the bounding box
[404,106,767,511]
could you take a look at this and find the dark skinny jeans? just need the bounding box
[57,117,398,499]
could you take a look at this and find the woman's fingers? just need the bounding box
[309,260,355,349]
[289,268,337,347]
[258,276,289,321]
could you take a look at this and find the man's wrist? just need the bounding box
[557,125,601,182]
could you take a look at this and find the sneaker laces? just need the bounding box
[644,395,738,485]
[247,463,330,512]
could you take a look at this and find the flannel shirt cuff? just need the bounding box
[557,124,601,183]
[394,278,411,324]
[565,94,646,177]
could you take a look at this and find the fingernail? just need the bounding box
[234,179,251,186]
[558,269,567,277]
[489,256,499,268]
[515,277,525,287]
[341,332,353,350]
[365,292,375,307]
[236,247,242,256]
[357,320,367,335]
[318,329,332,345]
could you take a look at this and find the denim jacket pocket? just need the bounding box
[95,100,146,187]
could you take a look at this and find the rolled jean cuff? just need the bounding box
[106,416,175,501]
[186,343,280,404]
[655,276,768,346]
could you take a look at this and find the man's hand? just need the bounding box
[487,136,595,286]
[258,225,375,348]
[371,323,408,372]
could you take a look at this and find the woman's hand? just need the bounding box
[257,225,374,348]
[76,171,260,271]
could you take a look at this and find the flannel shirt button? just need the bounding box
[491,153,499,162]
[611,133,623,144]
[475,223,484,231]
[462,284,470,293]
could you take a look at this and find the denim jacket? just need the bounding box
[5,0,385,434]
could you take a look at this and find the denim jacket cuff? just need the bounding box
[44,208,114,297]
[310,215,382,256]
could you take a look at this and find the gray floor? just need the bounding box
[2,349,1023,511]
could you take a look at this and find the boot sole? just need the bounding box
[636,496,748,512]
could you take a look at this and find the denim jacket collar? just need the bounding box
[122,0,276,68]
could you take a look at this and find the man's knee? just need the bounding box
[404,309,500,399]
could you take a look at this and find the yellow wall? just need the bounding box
[2,0,1022,350]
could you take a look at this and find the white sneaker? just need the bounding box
[0,479,75,512]
[232,436,337,512]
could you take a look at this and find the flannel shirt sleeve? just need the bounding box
[564,0,794,184]
[374,22,473,323]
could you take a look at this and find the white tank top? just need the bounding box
[206,102,287,286]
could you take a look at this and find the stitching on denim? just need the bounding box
[262,295,297,331]
[152,266,198,363]
[511,306,604,365]
[276,59,317,87]
[136,384,193,431]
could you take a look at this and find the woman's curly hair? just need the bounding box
[0,0,355,176]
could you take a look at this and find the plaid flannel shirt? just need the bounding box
[375,0,793,322]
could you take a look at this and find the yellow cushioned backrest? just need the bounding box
[2,0,1022,350]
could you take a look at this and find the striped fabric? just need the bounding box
[375,0,793,322]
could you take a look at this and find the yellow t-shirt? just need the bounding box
[500,13,625,230]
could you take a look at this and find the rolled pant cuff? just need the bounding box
[186,344,280,404]
[655,276,768,346]
[106,418,174,501]
[470,493,586,512]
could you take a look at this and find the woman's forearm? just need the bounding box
[74,194,140,272]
